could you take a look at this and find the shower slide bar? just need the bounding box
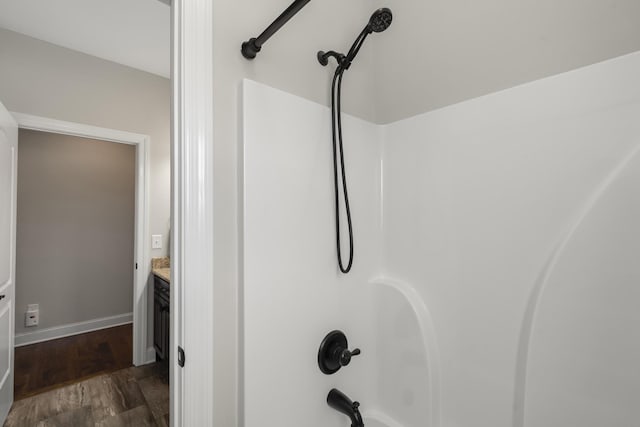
[241,0,311,59]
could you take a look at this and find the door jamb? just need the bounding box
[171,0,215,426]
[11,112,151,367]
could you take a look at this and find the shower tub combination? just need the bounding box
[240,42,640,427]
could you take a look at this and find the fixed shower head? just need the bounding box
[368,8,393,33]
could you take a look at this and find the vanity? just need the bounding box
[152,258,171,364]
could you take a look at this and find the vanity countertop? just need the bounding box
[153,268,171,283]
[151,257,171,283]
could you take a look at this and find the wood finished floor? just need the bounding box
[4,363,169,427]
[14,324,134,400]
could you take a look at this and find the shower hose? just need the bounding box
[331,65,354,274]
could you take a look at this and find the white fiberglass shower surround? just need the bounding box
[241,50,640,427]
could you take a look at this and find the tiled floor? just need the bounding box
[4,363,169,427]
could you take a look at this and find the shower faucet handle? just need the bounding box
[339,347,361,367]
[318,330,362,375]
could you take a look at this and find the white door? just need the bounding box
[0,101,17,422]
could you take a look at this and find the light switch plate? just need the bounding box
[152,234,163,249]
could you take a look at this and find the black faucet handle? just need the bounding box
[318,331,361,374]
[339,347,361,367]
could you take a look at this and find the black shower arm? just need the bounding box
[241,0,312,59]
[318,27,371,71]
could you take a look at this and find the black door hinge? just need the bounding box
[135,263,138,270]
[178,346,185,367]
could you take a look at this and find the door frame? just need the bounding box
[171,0,215,426]
[10,112,151,367]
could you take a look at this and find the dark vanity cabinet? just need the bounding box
[153,276,170,362]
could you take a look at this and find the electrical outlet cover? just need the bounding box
[25,311,39,327]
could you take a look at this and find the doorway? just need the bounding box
[14,128,137,400]
[12,114,151,371]
[0,0,214,424]
[1,116,171,426]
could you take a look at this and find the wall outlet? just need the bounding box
[152,234,163,249]
[25,307,39,327]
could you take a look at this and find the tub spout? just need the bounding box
[327,388,364,427]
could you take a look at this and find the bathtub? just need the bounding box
[364,410,404,427]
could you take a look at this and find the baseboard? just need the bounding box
[14,312,133,347]
[145,346,157,365]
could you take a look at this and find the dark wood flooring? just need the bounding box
[4,363,169,427]
[14,324,133,400]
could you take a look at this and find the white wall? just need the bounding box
[214,6,640,421]
[243,51,640,426]
[215,3,640,425]
[382,51,640,426]
[242,79,382,427]
[523,145,640,427]
[212,2,378,424]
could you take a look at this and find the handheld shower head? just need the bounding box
[318,7,393,69]
[368,8,393,33]
[317,7,393,274]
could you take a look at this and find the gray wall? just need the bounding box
[0,28,169,349]
[16,130,135,335]
[0,28,170,259]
